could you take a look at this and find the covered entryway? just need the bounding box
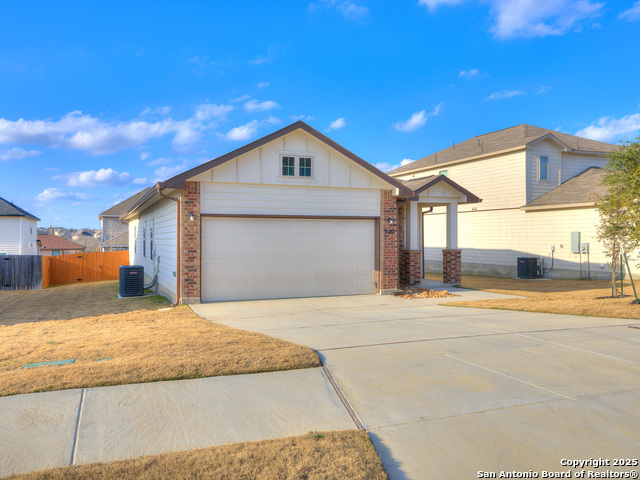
[201,217,377,302]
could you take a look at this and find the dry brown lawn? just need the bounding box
[0,281,320,397]
[3,431,387,480]
[426,273,640,319]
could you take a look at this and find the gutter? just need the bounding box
[156,183,181,307]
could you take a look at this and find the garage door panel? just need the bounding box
[202,218,376,302]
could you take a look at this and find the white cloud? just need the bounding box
[140,106,172,117]
[54,168,134,187]
[537,86,552,94]
[290,114,315,122]
[418,0,468,12]
[620,1,640,20]
[393,103,443,132]
[36,188,90,203]
[486,89,526,100]
[0,146,42,161]
[490,0,604,38]
[459,68,481,78]
[257,82,270,89]
[575,113,640,142]
[327,117,346,131]
[419,0,603,38]
[194,103,234,121]
[310,0,369,19]
[230,94,252,103]
[374,159,415,173]
[266,116,282,125]
[133,177,149,185]
[249,45,278,65]
[244,99,279,113]
[146,157,173,166]
[139,152,151,161]
[221,120,261,141]
[154,163,189,181]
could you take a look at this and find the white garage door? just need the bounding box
[201,217,376,302]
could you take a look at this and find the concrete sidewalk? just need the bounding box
[0,368,355,477]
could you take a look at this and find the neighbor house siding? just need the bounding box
[102,216,127,242]
[129,198,177,299]
[200,183,381,217]
[561,154,607,183]
[0,217,37,254]
[423,206,608,278]
[397,150,527,211]
[526,140,562,203]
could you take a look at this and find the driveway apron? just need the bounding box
[192,295,640,480]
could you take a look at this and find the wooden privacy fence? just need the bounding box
[0,255,42,290]
[42,251,130,288]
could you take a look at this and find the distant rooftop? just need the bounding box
[389,124,616,176]
[37,234,85,251]
[99,188,151,218]
[0,196,40,221]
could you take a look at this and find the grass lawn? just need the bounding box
[3,430,388,480]
[426,273,640,319]
[0,281,321,396]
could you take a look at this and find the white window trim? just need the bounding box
[278,153,316,181]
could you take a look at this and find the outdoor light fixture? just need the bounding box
[189,213,195,221]
[387,217,396,225]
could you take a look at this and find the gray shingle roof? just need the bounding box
[99,188,151,218]
[525,167,606,208]
[0,196,40,221]
[389,124,616,176]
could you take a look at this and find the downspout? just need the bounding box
[156,183,181,307]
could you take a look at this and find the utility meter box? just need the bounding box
[571,232,581,254]
[580,243,589,254]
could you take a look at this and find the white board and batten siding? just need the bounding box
[128,198,177,299]
[0,217,38,255]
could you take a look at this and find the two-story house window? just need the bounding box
[538,156,549,181]
[142,221,146,257]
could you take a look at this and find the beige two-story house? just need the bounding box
[389,124,617,279]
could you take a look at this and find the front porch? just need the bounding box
[396,175,481,286]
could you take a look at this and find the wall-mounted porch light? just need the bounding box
[387,217,396,225]
[189,213,195,221]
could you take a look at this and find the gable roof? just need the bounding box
[161,121,411,194]
[523,167,605,210]
[123,121,414,219]
[99,188,151,218]
[389,124,616,176]
[0,196,40,221]
[37,234,85,251]
[397,175,482,203]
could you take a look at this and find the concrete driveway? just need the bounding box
[192,295,640,480]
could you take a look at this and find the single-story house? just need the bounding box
[38,233,85,256]
[98,188,150,251]
[121,121,481,303]
[388,124,617,279]
[0,196,39,255]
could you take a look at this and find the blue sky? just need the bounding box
[1,0,639,229]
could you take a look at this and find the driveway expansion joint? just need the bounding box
[321,365,365,431]
[70,388,85,466]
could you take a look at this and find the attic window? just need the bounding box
[538,156,549,181]
[439,170,448,177]
[281,155,313,178]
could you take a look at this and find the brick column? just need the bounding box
[180,181,201,304]
[380,190,398,293]
[442,249,461,285]
[400,250,421,285]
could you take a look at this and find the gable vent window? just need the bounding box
[281,155,313,178]
[538,156,548,181]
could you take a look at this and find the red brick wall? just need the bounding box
[442,249,461,285]
[380,190,398,291]
[400,249,421,285]
[180,181,201,303]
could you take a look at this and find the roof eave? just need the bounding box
[521,201,595,211]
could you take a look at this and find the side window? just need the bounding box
[150,219,154,260]
[439,170,448,177]
[539,156,548,181]
[142,221,146,257]
[133,224,137,254]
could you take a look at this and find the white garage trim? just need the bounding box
[201,215,379,302]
